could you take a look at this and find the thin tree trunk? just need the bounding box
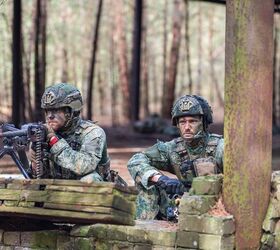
[97,71,106,116]
[61,47,69,82]
[141,0,149,118]
[114,0,131,124]
[208,6,224,106]
[161,0,183,119]
[110,5,119,127]
[34,0,47,122]
[12,0,24,127]
[151,56,159,113]
[131,0,143,122]
[184,0,192,93]
[196,2,202,95]
[86,0,103,120]
[22,4,36,121]
[1,13,10,114]
[162,0,168,107]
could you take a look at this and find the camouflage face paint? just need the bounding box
[45,108,68,131]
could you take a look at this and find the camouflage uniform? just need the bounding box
[43,118,110,181]
[127,95,224,220]
[32,83,110,182]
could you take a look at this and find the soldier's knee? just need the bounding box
[80,171,103,183]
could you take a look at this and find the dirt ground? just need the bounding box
[0,123,280,186]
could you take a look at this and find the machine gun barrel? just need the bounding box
[0,129,28,138]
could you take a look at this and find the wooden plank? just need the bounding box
[0,206,135,225]
[43,203,133,217]
[0,190,134,214]
[45,185,114,194]
[7,183,40,190]
[45,185,137,202]
[4,200,35,207]
[0,178,137,194]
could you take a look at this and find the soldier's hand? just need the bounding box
[156,175,185,196]
[44,124,56,141]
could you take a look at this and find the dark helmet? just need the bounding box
[171,95,213,128]
[41,83,83,112]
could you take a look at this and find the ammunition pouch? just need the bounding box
[192,157,218,176]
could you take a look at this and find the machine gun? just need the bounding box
[0,123,47,179]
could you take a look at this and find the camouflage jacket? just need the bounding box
[42,119,110,180]
[127,133,223,190]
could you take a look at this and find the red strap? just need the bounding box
[49,136,59,147]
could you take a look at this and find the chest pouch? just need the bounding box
[193,156,218,176]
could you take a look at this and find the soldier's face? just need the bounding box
[177,116,203,141]
[45,108,68,131]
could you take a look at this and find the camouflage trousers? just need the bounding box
[135,183,171,220]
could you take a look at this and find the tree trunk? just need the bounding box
[224,1,273,248]
[86,0,103,120]
[208,6,224,106]
[162,0,168,108]
[277,17,280,127]
[34,0,47,122]
[131,0,143,122]
[22,3,36,122]
[141,0,149,118]
[114,0,131,124]
[184,0,192,94]
[97,72,106,116]
[12,0,24,127]
[1,13,10,117]
[110,9,119,127]
[161,0,183,119]
[196,2,202,95]
[61,48,69,82]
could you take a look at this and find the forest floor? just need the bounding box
[0,123,280,186]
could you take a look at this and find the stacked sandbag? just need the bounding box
[176,175,235,250]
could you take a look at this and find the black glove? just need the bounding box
[156,175,185,196]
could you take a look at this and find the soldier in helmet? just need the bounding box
[28,83,110,182]
[127,95,223,220]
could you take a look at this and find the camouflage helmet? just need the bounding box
[171,95,213,127]
[41,83,83,112]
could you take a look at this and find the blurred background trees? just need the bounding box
[2,0,279,129]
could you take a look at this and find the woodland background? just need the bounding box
[0,0,280,130]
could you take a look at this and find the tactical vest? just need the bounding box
[171,134,222,186]
[48,120,108,179]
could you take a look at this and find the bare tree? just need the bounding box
[162,0,168,105]
[34,0,47,122]
[86,0,103,120]
[61,48,69,82]
[161,0,183,119]
[131,0,143,122]
[141,0,149,118]
[114,0,131,123]
[196,2,202,95]
[184,0,193,93]
[208,6,223,106]
[12,0,24,126]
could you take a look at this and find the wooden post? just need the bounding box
[224,0,274,248]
